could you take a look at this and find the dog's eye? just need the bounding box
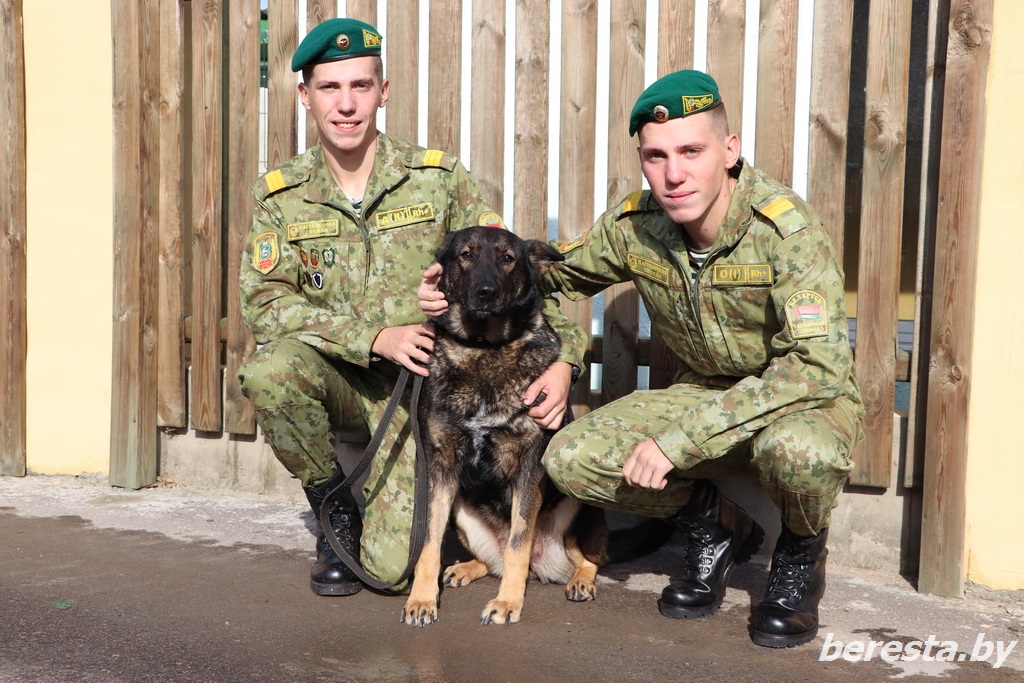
[501,253,515,265]
[459,249,472,260]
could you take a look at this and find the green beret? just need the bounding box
[628,70,722,136]
[291,18,383,72]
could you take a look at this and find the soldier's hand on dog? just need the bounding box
[622,438,674,490]
[371,323,435,377]
[418,263,448,318]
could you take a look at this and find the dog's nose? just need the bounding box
[475,283,497,300]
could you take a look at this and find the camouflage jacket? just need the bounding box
[543,159,863,469]
[240,132,585,369]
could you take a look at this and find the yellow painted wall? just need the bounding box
[964,1,1024,591]
[23,1,113,475]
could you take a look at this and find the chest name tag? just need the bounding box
[627,253,670,286]
[287,219,340,241]
[711,263,774,286]
[375,203,435,230]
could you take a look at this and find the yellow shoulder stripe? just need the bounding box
[422,149,445,167]
[760,197,796,221]
[623,190,645,213]
[265,169,286,194]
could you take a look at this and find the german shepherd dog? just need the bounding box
[401,226,608,626]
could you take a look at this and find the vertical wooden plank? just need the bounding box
[157,0,187,429]
[386,0,419,142]
[558,0,598,416]
[657,0,694,76]
[602,0,644,404]
[513,0,549,241]
[919,0,992,598]
[851,0,912,488]
[428,0,462,155]
[754,0,798,185]
[305,0,335,149]
[706,0,745,138]
[225,0,261,435]
[470,0,505,212]
[190,0,224,432]
[0,0,27,476]
[906,0,949,489]
[268,0,298,169]
[346,0,377,23]
[806,0,853,263]
[110,0,160,488]
[649,0,695,391]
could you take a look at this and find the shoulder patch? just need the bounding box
[616,190,654,219]
[407,148,457,172]
[756,195,811,238]
[254,165,306,200]
[785,289,829,339]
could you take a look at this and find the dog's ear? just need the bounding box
[525,240,564,278]
[434,230,460,264]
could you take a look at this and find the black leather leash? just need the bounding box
[320,367,428,592]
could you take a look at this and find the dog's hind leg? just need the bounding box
[481,482,542,625]
[564,503,609,602]
[444,558,490,587]
[401,481,458,627]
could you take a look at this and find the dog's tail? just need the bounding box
[605,515,674,564]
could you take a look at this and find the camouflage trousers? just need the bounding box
[542,384,862,536]
[238,339,417,592]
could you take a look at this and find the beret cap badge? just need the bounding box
[336,34,350,50]
[652,105,669,122]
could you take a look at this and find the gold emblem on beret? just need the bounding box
[336,34,351,50]
[653,104,669,122]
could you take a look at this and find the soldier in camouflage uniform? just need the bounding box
[238,18,586,597]
[420,70,863,648]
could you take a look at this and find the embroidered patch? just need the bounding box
[711,263,774,286]
[253,232,279,274]
[363,29,382,48]
[264,169,286,194]
[309,249,320,268]
[627,253,670,286]
[682,93,715,113]
[479,211,505,229]
[558,231,589,254]
[322,247,336,267]
[785,290,828,339]
[287,219,340,241]
[375,203,435,229]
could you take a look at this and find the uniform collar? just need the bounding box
[302,132,411,209]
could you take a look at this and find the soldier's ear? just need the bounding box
[526,240,564,278]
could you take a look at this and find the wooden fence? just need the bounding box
[1,0,993,597]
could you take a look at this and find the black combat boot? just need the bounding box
[658,481,764,618]
[303,469,363,596]
[749,525,829,648]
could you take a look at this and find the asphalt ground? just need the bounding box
[1,474,1022,682]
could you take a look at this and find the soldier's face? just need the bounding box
[637,113,740,239]
[299,57,389,158]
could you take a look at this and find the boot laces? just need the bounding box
[680,519,716,573]
[766,555,809,599]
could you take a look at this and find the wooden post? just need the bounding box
[110,0,160,488]
[470,0,506,212]
[754,0,799,186]
[268,0,298,169]
[919,0,992,598]
[601,0,644,405]
[428,0,462,156]
[346,0,377,24]
[850,0,912,488]
[0,0,27,476]
[190,0,224,432]
[386,0,419,142]
[225,0,261,435]
[706,0,745,138]
[513,0,550,241]
[305,0,335,149]
[558,0,598,416]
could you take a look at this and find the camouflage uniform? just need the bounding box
[541,159,863,536]
[238,132,586,588]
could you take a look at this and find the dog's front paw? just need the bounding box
[443,559,489,588]
[565,576,597,602]
[480,599,522,625]
[401,597,440,627]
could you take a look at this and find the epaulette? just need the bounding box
[755,195,811,238]
[616,189,656,219]
[405,148,457,172]
[253,163,309,201]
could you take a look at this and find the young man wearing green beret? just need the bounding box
[420,69,863,648]
[238,18,585,597]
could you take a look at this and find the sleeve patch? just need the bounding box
[558,231,589,254]
[253,232,280,274]
[478,211,505,229]
[785,290,828,339]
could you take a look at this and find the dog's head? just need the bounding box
[434,226,563,344]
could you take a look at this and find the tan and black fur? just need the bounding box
[401,226,608,626]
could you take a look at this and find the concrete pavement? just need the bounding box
[1,474,1022,682]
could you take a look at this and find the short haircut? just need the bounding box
[707,102,731,140]
[301,55,385,86]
